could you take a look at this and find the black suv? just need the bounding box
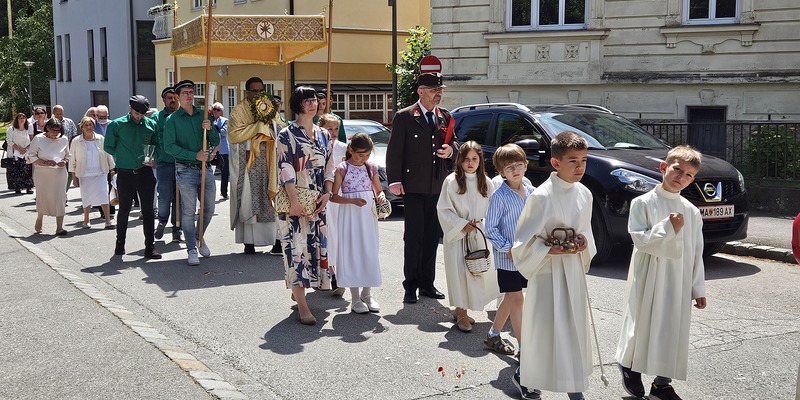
[451,103,748,264]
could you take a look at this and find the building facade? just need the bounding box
[52,0,161,122]
[153,0,430,123]
[430,0,800,123]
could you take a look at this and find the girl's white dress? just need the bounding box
[436,172,500,310]
[331,161,381,287]
[326,140,348,266]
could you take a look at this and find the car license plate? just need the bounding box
[699,205,734,220]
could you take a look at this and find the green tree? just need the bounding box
[386,26,431,110]
[0,0,54,120]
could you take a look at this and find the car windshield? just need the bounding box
[344,121,391,147]
[536,112,668,150]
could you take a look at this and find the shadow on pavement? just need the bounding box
[259,308,334,355]
[382,301,452,334]
[589,247,762,281]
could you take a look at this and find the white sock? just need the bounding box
[350,288,360,302]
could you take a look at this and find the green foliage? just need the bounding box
[745,125,800,180]
[385,26,431,110]
[0,0,55,120]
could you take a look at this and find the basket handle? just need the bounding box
[464,226,489,254]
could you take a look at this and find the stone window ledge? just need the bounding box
[660,24,760,48]
[485,29,609,44]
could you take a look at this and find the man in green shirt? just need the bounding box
[152,85,182,243]
[163,80,221,266]
[104,95,161,259]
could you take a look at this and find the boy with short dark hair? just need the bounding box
[616,145,707,400]
[484,144,536,356]
[511,131,596,400]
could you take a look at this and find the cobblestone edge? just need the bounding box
[0,222,248,400]
[721,241,798,264]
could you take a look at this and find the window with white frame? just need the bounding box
[684,0,739,24]
[347,93,386,122]
[226,87,237,115]
[167,69,174,87]
[507,0,586,30]
[194,83,205,108]
[192,0,214,10]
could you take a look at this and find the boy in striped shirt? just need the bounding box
[484,144,536,357]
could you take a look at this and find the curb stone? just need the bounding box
[721,241,797,264]
[0,221,249,400]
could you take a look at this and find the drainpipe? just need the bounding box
[130,0,137,95]
[290,0,296,92]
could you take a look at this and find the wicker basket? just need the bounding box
[375,199,392,219]
[464,227,491,275]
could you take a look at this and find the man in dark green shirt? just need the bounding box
[153,86,182,243]
[163,80,220,266]
[104,95,161,259]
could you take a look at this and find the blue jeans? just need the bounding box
[156,162,179,231]
[176,163,216,251]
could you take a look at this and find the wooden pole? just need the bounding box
[284,62,290,120]
[173,1,181,229]
[198,0,213,247]
[325,0,333,113]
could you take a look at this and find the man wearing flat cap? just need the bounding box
[387,72,456,304]
[104,94,162,259]
[163,80,220,266]
[152,85,182,243]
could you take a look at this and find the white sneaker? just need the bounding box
[198,241,211,257]
[361,296,380,313]
[187,249,200,266]
[351,300,370,314]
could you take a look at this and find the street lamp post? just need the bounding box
[23,61,34,114]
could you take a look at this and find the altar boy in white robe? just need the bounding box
[616,145,707,400]
[511,131,596,400]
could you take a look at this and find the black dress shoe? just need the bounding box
[244,243,256,254]
[403,290,418,304]
[114,241,125,255]
[419,287,445,300]
[145,249,162,259]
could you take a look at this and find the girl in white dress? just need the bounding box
[436,141,499,333]
[329,133,386,314]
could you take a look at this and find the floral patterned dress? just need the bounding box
[277,122,335,289]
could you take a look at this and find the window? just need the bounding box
[193,0,201,9]
[226,87,237,115]
[455,113,492,144]
[168,69,175,86]
[56,36,63,82]
[87,30,95,81]
[684,0,739,24]
[64,34,71,82]
[136,21,156,81]
[495,113,543,145]
[194,83,206,108]
[508,0,586,30]
[347,93,385,121]
[91,91,109,108]
[100,28,108,81]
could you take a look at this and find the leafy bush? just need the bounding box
[745,124,800,180]
[385,26,431,110]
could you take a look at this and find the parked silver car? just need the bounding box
[342,119,401,206]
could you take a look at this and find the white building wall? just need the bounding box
[431,0,800,121]
[52,0,159,123]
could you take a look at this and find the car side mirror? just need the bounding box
[515,139,540,153]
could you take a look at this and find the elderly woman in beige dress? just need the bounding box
[69,116,115,229]
[27,118,71,235]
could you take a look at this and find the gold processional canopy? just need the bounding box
[171,15,327,64]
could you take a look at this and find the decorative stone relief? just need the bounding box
[508,46,521,63]
[536,45,550,61]
[565,44,579,60]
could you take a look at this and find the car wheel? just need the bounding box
[591,204,613,265]
[702,242,726,258]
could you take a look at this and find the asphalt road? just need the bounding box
[0,174,798,399]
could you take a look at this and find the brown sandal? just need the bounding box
[484,334,515,355]
[453,314,476,325]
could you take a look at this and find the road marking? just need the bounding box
[0,221,248,400]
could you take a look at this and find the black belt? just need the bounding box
[116,167,150,174]
[176,162,207,169]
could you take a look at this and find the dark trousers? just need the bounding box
[219,154,230,196]
[116,168,156,249]
[402,193,442,291]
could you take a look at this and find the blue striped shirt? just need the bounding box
[485,181,535,271]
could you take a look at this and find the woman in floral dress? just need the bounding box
[277,86,335,325]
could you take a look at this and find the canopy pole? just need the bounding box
[173,0,181,229]
[325,0,333,113]
[199,0,213,247]
[284,61,291,120]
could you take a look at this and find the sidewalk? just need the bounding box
[719,211,798,264]
[0,223,214,400]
